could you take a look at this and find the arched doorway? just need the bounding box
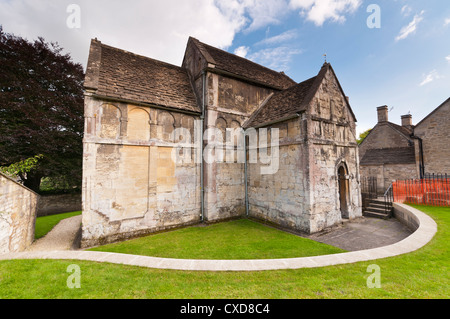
[338,164,350,219]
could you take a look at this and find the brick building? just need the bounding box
[81,37,362,247]
[359,98,450,193]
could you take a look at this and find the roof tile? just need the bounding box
[85,39,200,113]
[190,37,296,90]
[361,147,416,165]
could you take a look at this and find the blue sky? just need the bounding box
[1,0,449,135]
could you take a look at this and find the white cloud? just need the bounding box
[0,0,310,69]
[419,70,441,86]
[289,0,362,26]
[445,18,450,26]
[248,46,302,71]
[216,0,290,33]
[395,10,425,41]
[401,5,412,17]
[244,0,291,31]
[256,29,298,45]
[446,55,450,63]
[234,46,250,58]
[0,0,253,68]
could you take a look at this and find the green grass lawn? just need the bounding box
[0,205,448,299]
[88,219,345,259]
[34,211,82,239]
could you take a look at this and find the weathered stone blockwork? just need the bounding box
[200,71,274,222]
[0,172,38,254]
[248,120,311,232]
[82,37,362,246]
[359,98,450,192]
[81,97,201,247]
[37,193,82,217]
[414,98,450,175]
[360,164,418,194]
[248,68,362,234]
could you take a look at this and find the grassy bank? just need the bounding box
[88,219,345,259]
[0,205,448,299]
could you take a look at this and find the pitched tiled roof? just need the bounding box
[189,37,296,90]
[244,63,347,128]
[84,39,200,113]
[244,76,317,128]
[386,122,414,138]
[360,147,416,165]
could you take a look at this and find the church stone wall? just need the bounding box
[81,95,201,247]
[248,118,311,233]
[307,69,362,232]
[202,72,274,222]
[248,68,362,235]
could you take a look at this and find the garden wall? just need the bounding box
[392,202,420,232]
[37,193,82,217]
[0,172,39,254]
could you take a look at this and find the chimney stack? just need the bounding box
[377,106,388,123]
[401,114,413,128]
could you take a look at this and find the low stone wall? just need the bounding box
[393,202,420,231]
[37,193,82,217]
[0,172,39,254]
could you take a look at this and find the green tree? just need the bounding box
[357,129,372,145]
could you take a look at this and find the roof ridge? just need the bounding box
[191,37,297,86]
[244,74,318,128]
[386,121,413,137]
[243,93,275,129]
[292,64,329,112]
[414,97,450,128]
[188,37,216,65]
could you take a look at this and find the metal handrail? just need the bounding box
[384,183,393,198]
[383,183,394,216]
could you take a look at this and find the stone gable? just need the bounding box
[414,98,450,174]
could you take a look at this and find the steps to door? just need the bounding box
[363,198,393,219]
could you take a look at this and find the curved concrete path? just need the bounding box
[27,215,82,252]
[0,204,437,271]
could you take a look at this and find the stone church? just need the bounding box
[81,37,362,247]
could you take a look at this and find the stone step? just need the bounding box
[366,206,390,214]
[363,210,391,220]
[369,202,388,209]
[364,198,393,219]
[369,199,388,206]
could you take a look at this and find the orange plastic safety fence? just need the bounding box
[393,177,450,207]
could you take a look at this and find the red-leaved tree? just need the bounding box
[0,26,84,193]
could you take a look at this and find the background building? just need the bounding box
[359,98,450,194]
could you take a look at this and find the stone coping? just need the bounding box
[0,203,437,271]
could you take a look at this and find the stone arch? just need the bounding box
[157,111,175,142]
[127,107,150,141]
[179,114,195,142]
[215,117,227,142]
[227,119,243,146]
[337,161,350,219]
[226,120,244,163]
[99,103,121,139]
